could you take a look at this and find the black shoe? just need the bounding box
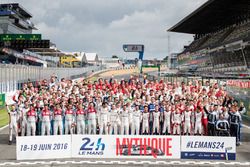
[8,140,12,145]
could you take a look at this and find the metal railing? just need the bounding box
[0,64,103,93]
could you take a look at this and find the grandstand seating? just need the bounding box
[244,46,250,68]
[199,29,229,49]
[169,0,250,76]
[211,49,246,69]
[183,36,209,52]
[181,21,250,54]
[223,21,250,43]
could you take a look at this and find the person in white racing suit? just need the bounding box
[131,105,142,135]
[26,105,37,136]
[152,105,161,135]
[76,104,86,134]
[20,102,29,136]
[172,108,182,135]
[194,106,203,135]
[120,105,129,135]
[41,105,51,136]
[142,106,150,135]
[109,104,119,135]
[7,105,18,145]
[182,107,192,135]
[53,104,63,135]
[64,104,74,135]
[126,102,133,134]
[162,105,172,135]
[87,102,97,134]
[99,103,109,135]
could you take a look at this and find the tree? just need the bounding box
[163,56,168,61]
[112,55,118,59]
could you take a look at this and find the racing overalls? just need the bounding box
[182,110,192,135]
[153,111,161,135]
[172,111,181,135]
[206,110,218,136]
[194,111,203,135]
[148,103,155,135]
[229,111,241,144]
[163,110,171,135]
[26,109,36,136]
[41,109,51,136]
[76,109,85,134]
[53,109,63,135]
[87,107,97,134]
[131,109,141,135]
[120,109,129,135]
[65,109,74,135]
[99,107,109,135]
[109,109,119,135]
[142,112,149,135]
[7,107,18,143]
[21,107,29,136]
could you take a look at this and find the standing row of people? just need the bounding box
[7,75,246,146]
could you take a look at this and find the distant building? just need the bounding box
[168,53,178,69]
[0,3,36,34]
[85,53,100,64]
[74,52,87,65]
[100,57,120,68]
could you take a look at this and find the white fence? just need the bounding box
[0,64,103,93]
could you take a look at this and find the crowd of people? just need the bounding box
[7,75,246,145]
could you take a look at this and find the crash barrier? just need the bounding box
[0,64,103,93]
[16,135,236,160]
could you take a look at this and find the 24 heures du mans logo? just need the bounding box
[79,137,105,155]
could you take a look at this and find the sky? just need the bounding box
[2,0,207,59]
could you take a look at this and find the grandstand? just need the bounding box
[0,3,54,66]
[168,0,250,78]
[0,3,36,34]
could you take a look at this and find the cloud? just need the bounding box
[1,0,207,59]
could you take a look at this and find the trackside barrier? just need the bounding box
[0,65,103,94]
[16,135,236,160]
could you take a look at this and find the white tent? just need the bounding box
[85,53,99,64]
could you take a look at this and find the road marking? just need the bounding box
[242,124,250,129]
[0,125,8,131]
[0,160,249,166]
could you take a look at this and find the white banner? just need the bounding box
[181,136,236,160]
[72,135,180,159]
[16,136,71,160]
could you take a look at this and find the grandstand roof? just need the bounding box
[168,0,250,34]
